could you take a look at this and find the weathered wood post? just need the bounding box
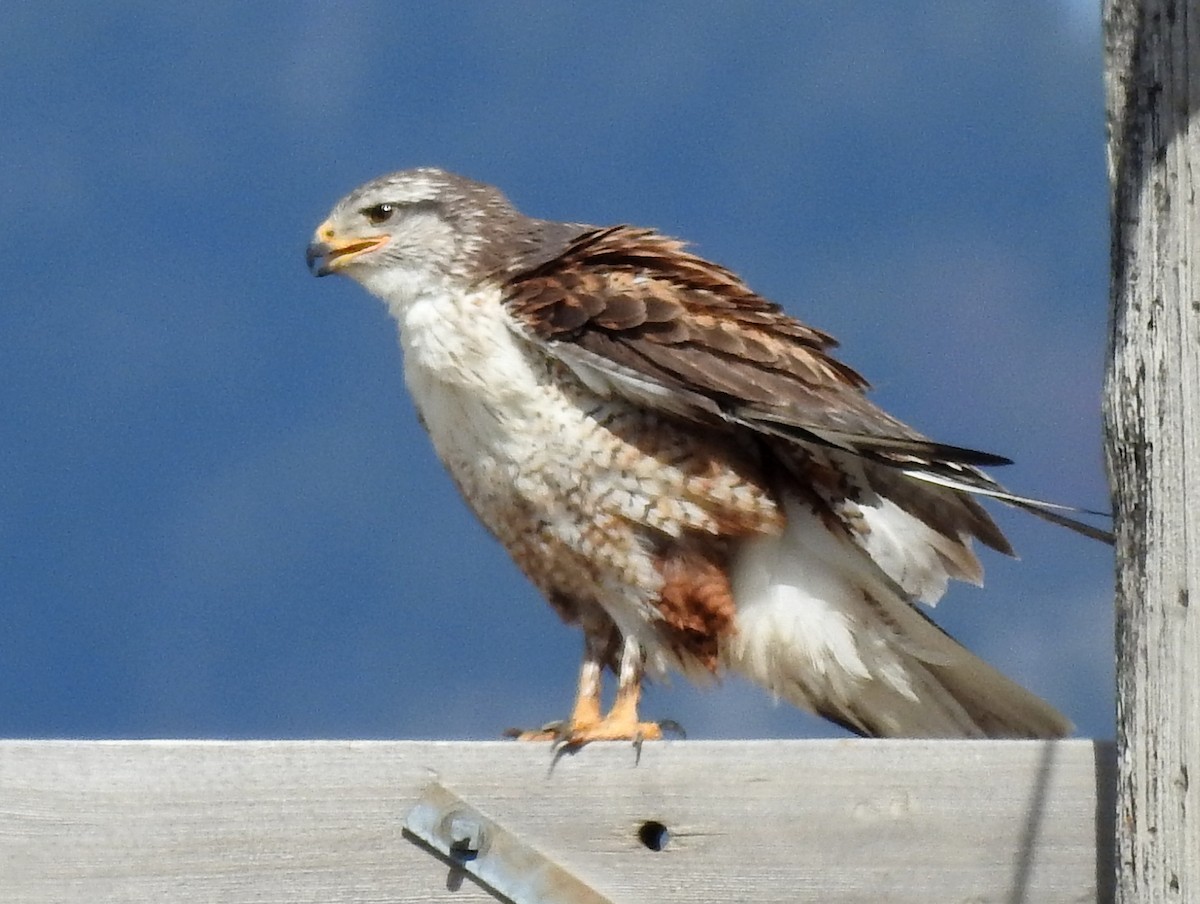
[1103,1,1200,900]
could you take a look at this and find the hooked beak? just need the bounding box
[305,241,335,277]
[306,221,390,276]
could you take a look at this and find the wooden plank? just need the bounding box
[0,740,1111,903]
[1103,1,1200,901]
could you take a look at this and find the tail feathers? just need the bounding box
[902,468,1114,545]
[726,498,1071,739]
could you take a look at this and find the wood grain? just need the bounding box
[1104,0,1200,900]
[0,740,1111,903]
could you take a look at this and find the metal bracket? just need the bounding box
[403,781,615,904]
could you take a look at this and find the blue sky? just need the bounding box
[1,3,1113,740]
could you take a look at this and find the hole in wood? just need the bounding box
[637,820,670,851]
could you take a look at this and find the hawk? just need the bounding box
[306,168,1108,743]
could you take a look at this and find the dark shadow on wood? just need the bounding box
[1093,740,1117,904]
[1006,740,1057,904]
[1006,740,1114,904]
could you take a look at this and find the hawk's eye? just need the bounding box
[363,203,396,226]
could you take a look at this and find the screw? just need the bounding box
[445,810,486,857]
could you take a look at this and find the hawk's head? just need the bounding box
[306,167,532,307]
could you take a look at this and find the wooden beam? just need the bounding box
[0,740,1110,903]
[1103,1,1200,900]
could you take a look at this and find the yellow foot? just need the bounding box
[505,718,682,746]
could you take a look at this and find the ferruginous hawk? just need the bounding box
[306,168,1109,743]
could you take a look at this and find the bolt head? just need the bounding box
[445,811,485,854]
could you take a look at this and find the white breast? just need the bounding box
[398,287,538,459]
[384,285,677,661]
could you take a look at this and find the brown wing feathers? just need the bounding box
[511,227,844,347]
[502,225,1111,547]
[505,226,998,466]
